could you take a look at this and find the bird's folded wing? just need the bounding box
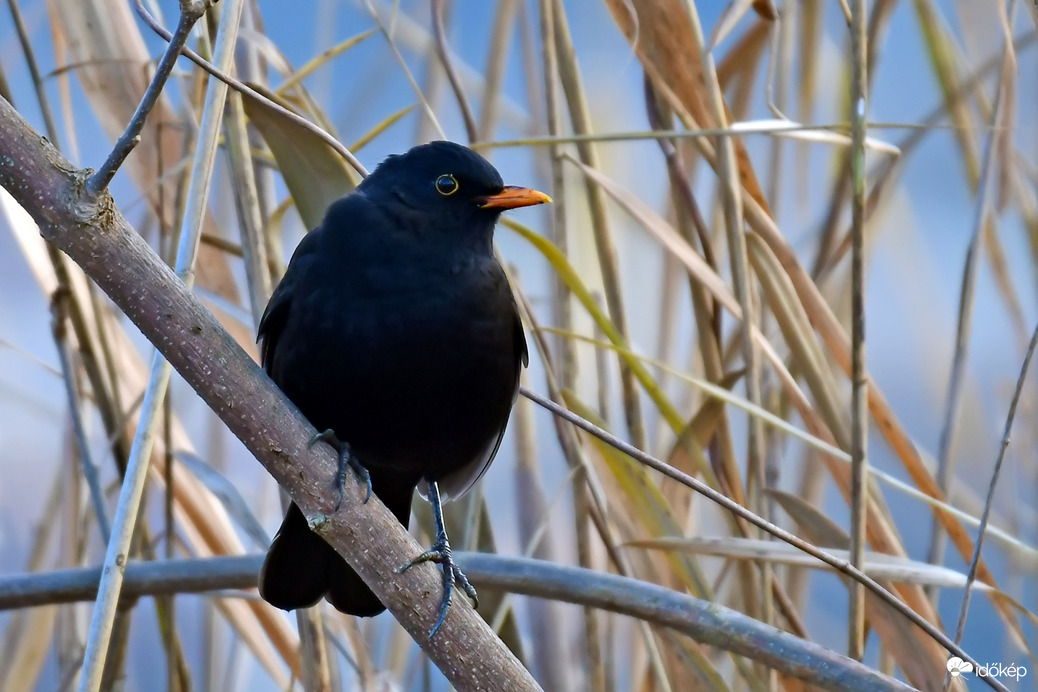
[430,309,527,502]
[257,229,324,370]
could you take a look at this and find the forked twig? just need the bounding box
[87,1,214,195]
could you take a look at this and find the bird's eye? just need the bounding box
[435,174,459,197]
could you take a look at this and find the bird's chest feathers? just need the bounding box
[294,250,509,377]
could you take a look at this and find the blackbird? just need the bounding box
[257,141,550,635]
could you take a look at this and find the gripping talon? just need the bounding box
[397,541,470,638]
[309,429,371,509]
[307,429,336,450]
[454,565,478,609]
[396,481,476,638]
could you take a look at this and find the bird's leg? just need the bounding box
[397,481,477,638]
[308,429,372,509]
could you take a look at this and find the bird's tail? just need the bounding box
[259,490,412,617]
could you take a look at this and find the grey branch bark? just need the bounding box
[0,554,915,692]
[0,94,537,692]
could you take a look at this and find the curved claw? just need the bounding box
[336,457,371,510]
[309,429,371,509]
[453,564,478,609]
[397,548,440,574]
[397,541,477,638]
[307,429,337,450]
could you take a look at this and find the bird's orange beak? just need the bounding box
[478,186,552,210]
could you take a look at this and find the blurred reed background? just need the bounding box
[0,0,1035,690]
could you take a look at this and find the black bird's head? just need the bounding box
[357,141,550,246]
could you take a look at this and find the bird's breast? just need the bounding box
[271,252,518,481]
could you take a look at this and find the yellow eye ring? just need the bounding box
[435,174,459,197]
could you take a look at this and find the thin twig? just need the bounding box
[517,387,1006,692]
[162,376,179,692]
[51,292,111,542]
[953,319,1038,644]
[362,0,446,141]
[86,3,210,196]
[643,85,720,296]
[134,0,369,178]
[6,0,60,144]
[430,0,478,143]
[847,0,869,661]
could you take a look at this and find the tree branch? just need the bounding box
[0,554,915,692]
[0,94,537,691]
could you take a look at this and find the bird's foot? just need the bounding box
[397,537,477,638]
[308,429,372,509]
